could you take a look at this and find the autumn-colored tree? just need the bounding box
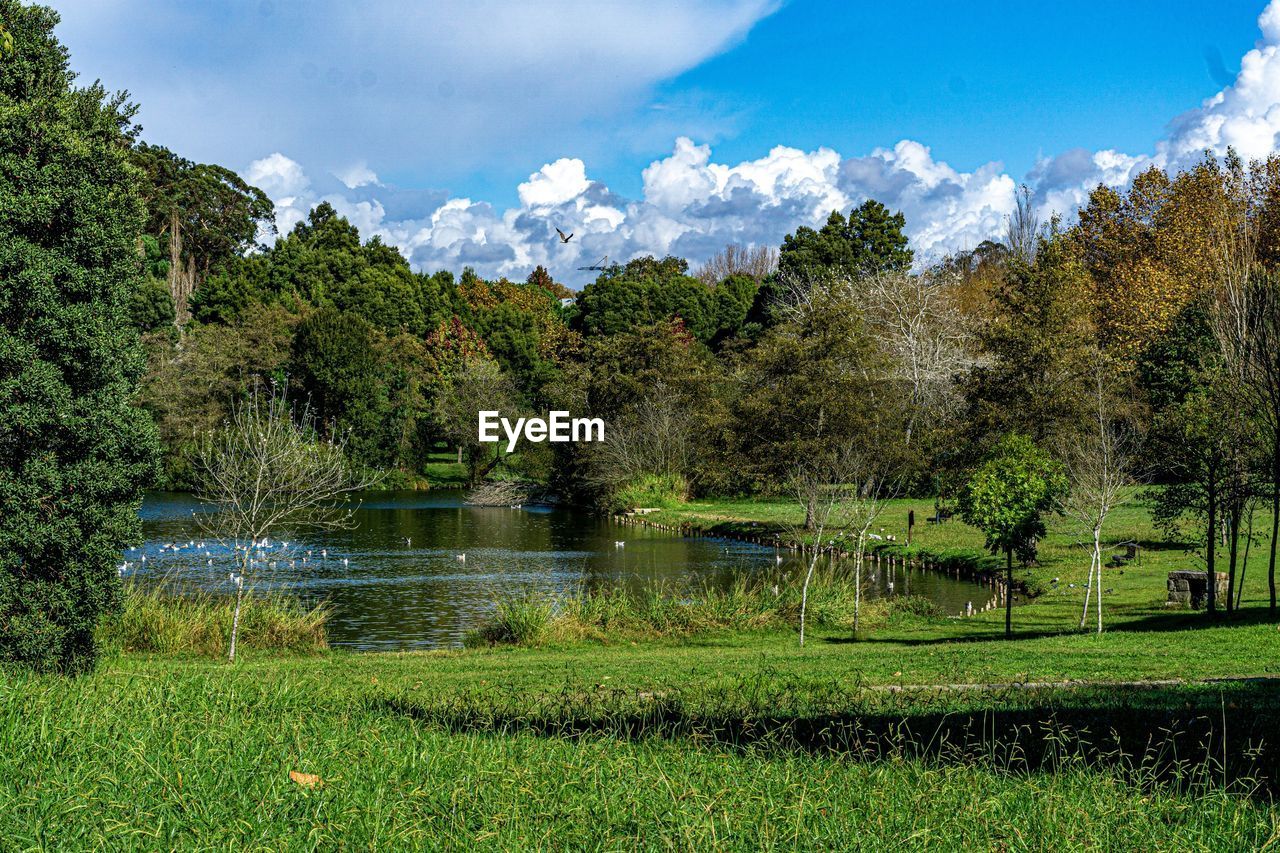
[1075,155,1256,364]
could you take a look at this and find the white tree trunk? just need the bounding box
[1080,550,1095,629]
[229,586,242,662]
[853,533,867,634]
[799,553,819,647]
[229,556,246,662]
[1095,529,1104,634]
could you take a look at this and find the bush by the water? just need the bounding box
[610,473,689,513]
[465,571,942,647]
[98,583,329,657]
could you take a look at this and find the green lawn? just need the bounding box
[419,449,469,488]
[644,491,1276,634]
[2,645,1279,849]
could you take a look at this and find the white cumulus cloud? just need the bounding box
[245,1,1280,287]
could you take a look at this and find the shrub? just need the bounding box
[612,473,688,512]
[464,593,554,647]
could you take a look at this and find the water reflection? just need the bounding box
[133,490,986,649]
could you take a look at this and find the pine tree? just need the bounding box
[779,199,913,282]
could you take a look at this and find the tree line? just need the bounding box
[131,145,1280,631]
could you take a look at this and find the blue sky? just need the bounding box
[46,1,1280,284]
[662,1,1260,192]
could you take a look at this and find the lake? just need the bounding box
[133,490,987,649]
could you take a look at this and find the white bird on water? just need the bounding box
[614,541,625,548]
[342,558,349,567]
[456,553,466,562]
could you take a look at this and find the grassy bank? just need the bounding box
[640,492,1276,634]
[98,583,329,658]
[464,575,943,647]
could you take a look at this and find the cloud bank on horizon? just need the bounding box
[240,1,1280,286]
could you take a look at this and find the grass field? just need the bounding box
[2,641,1279,848]
[3,493,1280,848]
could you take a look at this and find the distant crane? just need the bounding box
[577,254,611,272]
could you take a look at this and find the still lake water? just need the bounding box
[134,490,986,649]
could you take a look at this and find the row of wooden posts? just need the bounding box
[613,513,1005,617]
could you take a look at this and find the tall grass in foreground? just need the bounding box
[465,569,942,647]
[98,581,329,657]
[2,659,1275,847]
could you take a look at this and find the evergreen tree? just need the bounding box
[779,199,913,282]
[0,2,160,672]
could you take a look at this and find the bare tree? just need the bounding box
[465,479,532,507]
[1006,184,1041,264]
[195,381,380,660]
[788,446,896,645]
[585,382,696,495]
[775,267,974,448]
[787,455,847,649]
[1058,357,1135,633]
[863,269,975,444]
[695,243,779,286]
[843,464,897,634]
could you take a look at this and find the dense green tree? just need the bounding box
[290,307,394,469]
[198,204,456,336]
[708,273,759,347]
[734,285,896,525]
[459,273,571,400]
[129,277,175,333]
[471,302,558,399]
[128,235,175,332]
[130,142,274,323]
[0,2,160,672]
[779,199,912,283]
[573,256,716,342]
[959,232,1095,462]
[188,263,265,325]
[958,434,1067,638]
